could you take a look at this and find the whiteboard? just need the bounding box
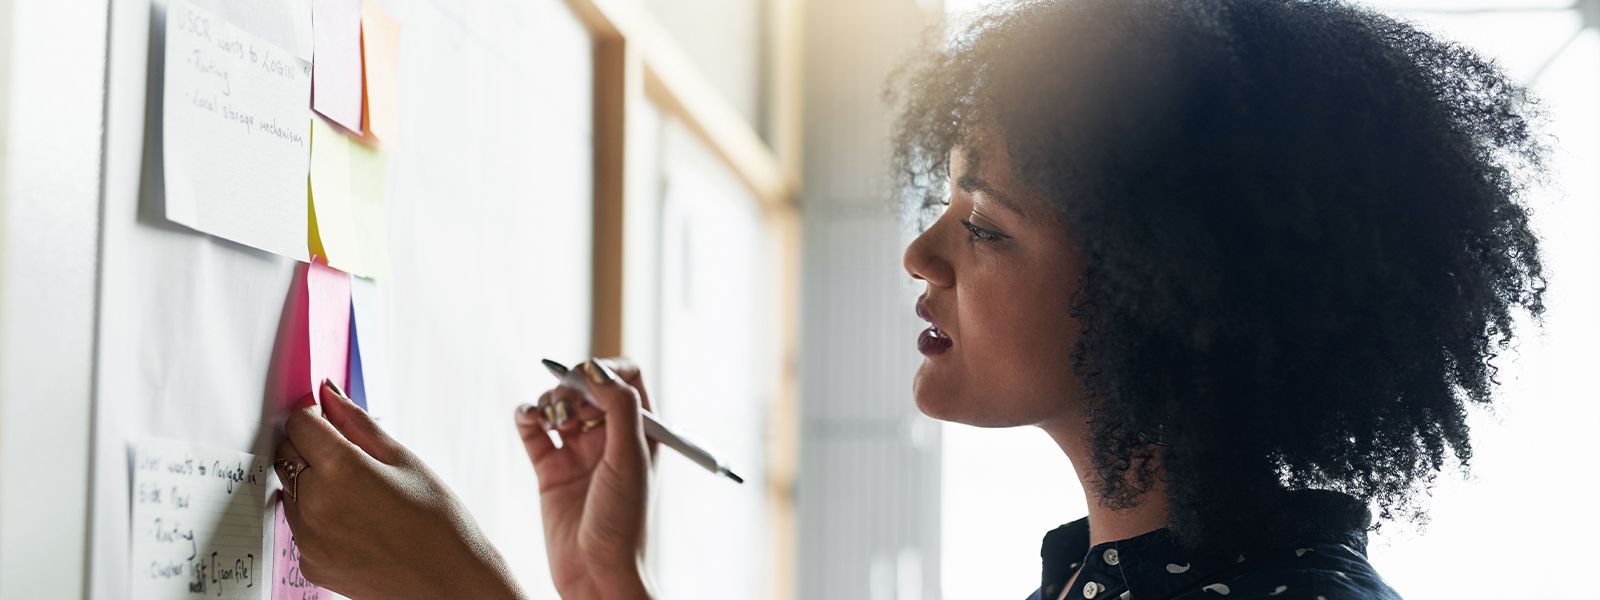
[91,0,596,598]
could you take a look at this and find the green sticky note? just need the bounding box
[348,140,391,279]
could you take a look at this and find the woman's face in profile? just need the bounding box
[904,136,1089,428]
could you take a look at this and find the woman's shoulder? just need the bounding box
[1034,505,1404,600]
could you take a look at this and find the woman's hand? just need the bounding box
[514,358,657,600]
[276,381,527,600]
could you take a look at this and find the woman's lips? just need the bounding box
[915,299,951,356]
[918,325,952,356]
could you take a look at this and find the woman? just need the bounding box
[271,0,1547,598]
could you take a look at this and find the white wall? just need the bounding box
[0,0,109,598]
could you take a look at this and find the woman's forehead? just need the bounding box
[950,139,1044,218]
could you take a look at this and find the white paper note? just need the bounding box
[163,0,313,260]
[131,438,272,599]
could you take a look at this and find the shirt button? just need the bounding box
[1083,581,1102,599]
[1103,549,1120,566]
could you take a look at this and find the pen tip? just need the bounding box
[723,469,745,484]
[541,359,568,375]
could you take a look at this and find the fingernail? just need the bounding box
[585,358,616,384]
[324,378,349,401]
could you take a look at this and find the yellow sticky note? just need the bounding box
[349,140,391,278]
[360,0,401,146]
[309,117,364,274]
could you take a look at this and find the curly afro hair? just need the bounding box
[889,0,1548,556]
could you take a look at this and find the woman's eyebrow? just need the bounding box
[956,174,1028,217]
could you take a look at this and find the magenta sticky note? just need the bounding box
[307,257,352,395]
[283,258,352,410]
[283,263,314,407]
[312,0,364,133]
[273,496,333,600]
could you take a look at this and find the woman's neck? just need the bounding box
[1039,416,1169,547]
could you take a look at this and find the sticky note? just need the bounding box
[348,276,390,418]
[273,498,338,600]
[310,118,364,274]
[348,139,391,278]
[131,438,270,599]
[283,258,353,407]
[308,258,353,396]
[347,313,368,412]
[359,0,402,146]
[163,0,312,260]
[311,0,364,132]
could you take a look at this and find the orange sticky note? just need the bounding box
[360,0,401,146]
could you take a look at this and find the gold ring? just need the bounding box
[580,415,606,433]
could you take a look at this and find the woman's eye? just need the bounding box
[960,219,1007,242]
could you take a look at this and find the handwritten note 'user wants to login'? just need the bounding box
[163,0,313,260]
[132,438,272,599]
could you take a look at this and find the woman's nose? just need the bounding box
[904,222,955,288]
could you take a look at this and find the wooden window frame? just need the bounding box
[561,1,804,599]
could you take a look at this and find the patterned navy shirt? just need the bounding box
[1028,492,1403,600]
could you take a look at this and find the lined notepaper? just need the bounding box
[163,0,313,260]
[130,438,271,599]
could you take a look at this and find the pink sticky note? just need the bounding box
[307,257,352,395]
[283,258,352,409]
[274,497,333,600]
[312,0,364,133]
[359,0,401,146]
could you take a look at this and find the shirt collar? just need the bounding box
[1039,490,1372,600]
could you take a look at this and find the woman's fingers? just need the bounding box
[578,358,650,469]
[275,438,305,463]
[596,357,653,413]
[515,400,557,463]
[318,380,403,465]
[284,392,362,470]
[593,357,658,457]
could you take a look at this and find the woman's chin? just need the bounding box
[912,360,982,424]
[912,360,1056,427]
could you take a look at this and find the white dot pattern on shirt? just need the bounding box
[1269,585,1288,596]
[1295,548,1312,557]
[1117,592,1131,600]
[1202,583,1230,595]
[1166,563,1191,574]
